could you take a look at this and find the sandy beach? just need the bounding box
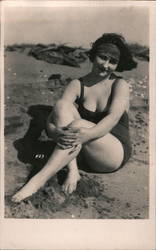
[4,48,149,219]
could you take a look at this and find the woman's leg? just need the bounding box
[12,101,124,202]
[12,101,82,202]
[12,144,82,202]
[68,119,124,173]
[50,100,81,194]
[62,158,81,194]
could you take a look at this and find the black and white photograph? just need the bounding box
[0,1,156,249]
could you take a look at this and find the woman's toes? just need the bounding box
[12,194,22,203]
[62,182,76,194]
[68,184,76,194]
[62,170,81,194]
[62,183,71,194]
[65,185,70,194]
[62,184,67,193]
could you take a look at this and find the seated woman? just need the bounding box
[12,33,137,202]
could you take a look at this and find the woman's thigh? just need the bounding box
[83,133,124,173]
[69,119,124,173]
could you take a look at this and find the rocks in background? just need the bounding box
[28,44,88,67]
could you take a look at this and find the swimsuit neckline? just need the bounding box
[79,102,128,116]
[78,75,116,114]
[79,101,108,115]
[77,75,128,117]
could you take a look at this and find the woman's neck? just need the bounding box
[83,70,112,86]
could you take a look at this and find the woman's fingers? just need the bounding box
[58,141,76,148]
[68,144,80,154]
[57,142,79,150]
[60,128,78,136]
[59,138,76,143]
[60,136,77,141]
[55,127,80,149]
[57,143,73,149]
[71,140,81,146]
[61,133,78,138]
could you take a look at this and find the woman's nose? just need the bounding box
[102,60,109,69]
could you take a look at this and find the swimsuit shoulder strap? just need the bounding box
[78,77,84,103]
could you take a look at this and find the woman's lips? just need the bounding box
[99,67,109,72]
[100,72,108,76]
[99,68,110,76]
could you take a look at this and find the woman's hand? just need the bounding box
[57,127,92,153]
[47,124,92,150]
[53,127,78,149]
[72,127,92,145]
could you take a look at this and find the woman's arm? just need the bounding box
[87,79,130,140]
[61,79,80,103]
[47,79,80,126]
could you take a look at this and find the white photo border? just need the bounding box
[0,1,156,249]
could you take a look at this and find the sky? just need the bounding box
[4,4,149,48]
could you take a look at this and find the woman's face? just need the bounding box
[93,52,119,77]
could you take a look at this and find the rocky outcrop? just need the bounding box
[28,44,88,67]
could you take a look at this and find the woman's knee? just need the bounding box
[68,119,95,130]
[54,99,80,119]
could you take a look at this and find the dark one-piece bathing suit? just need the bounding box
[75,76,132,169]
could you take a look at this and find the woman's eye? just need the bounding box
[110,58,119,64]
[99,55,108,61]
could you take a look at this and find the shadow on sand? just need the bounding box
[13,104,92,187]
[13,104,70,185]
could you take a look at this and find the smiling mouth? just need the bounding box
[99,66,109,72]
[100,72,107,76]
[99,68,110,74]
[99,68,112,77]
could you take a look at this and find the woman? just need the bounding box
[12,33,137,202]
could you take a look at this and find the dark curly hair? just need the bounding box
[89,33,137,72]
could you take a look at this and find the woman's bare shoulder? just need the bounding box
[66,79,81,94]
[68,79,81,87]
[114,77,129,92]
[61,79,81,102]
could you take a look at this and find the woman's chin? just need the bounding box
[99,71,110,77]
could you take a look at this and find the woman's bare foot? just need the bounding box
[62,168,81,194]
[12,175,45,203]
